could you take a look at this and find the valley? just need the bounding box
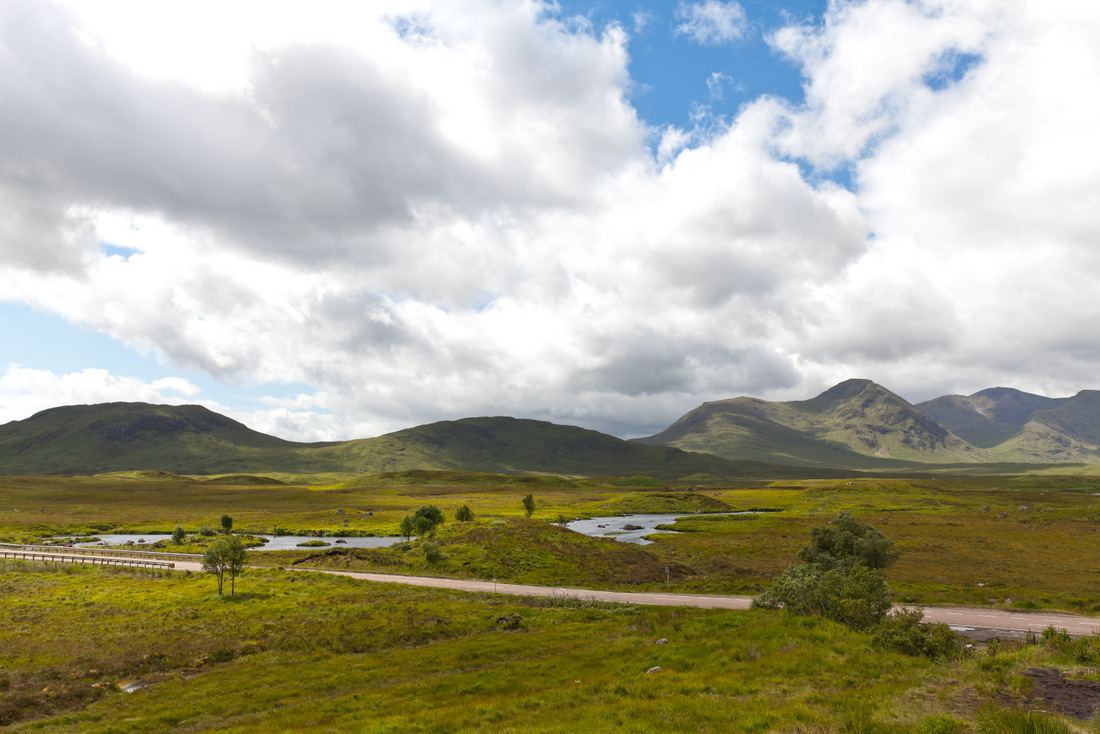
[6,392,1100,729]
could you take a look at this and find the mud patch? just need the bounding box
[1020,667,1100,718]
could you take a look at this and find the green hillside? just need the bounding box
[917,387,1067,447]
[0,403,344,475]
[309,416,850,479]
[919,388,1100,463]
[0,403,847,480]
[638,379,985,469]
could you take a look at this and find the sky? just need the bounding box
[2,0,1099,442]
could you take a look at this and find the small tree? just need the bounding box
[171,525,186,545]
[412,505,445,537]
[522,494,536,518]
[202,536,247,595]
[399,515,416,542]
[454,504,474,522]
[220,514,233,534]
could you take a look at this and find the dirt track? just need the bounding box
[14,549,1100,638]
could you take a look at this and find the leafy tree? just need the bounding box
[220,514,233,534]
[202,536,247,595]
[753,516,897,630]
[399,515,416,541]
[413,505,444,536]
[522,494,536,518]
[400,505,445,540]
[797,514,898,571]
[171,526,186,545]
[454,504,474,522]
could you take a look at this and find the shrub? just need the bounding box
[522,494,536,518]
[799,514,898,571]
[171,526,186,545]
[454,505,474,522]
[753,563,892,630]
[199,526,216,537]
[220,514,233,534]
[872,609,962,660]
[423,540,442,563]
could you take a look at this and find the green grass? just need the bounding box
[8,473,1100,730]
[9,473,1100,611]
[0,562,1057,732]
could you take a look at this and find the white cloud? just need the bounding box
[0,366,199,425]
[674,1,749,46]
[2,0,1100,442]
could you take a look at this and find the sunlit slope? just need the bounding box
[638,379,987,468]
[0,404,848,479]
[0,402,342,475]
[310,416,848,479]
[919,388,1100,463]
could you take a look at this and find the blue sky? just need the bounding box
[2,0,1098,441]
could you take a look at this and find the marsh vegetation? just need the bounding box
[4,471,1100,728]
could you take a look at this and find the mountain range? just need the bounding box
[1,379,1097,477]
[0,402,838,479]
[636,379,1100,469]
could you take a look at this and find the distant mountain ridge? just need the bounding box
[638,379,1100,468]
[0,402,842,479]
[4,379,1100,476]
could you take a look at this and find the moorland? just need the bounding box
[6,389,1100,730]
[5,470,1100,730]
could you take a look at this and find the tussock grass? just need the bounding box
[1,565,974,732]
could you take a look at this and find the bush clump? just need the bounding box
[753,515,896,630]
[754,562,892,630]
[872,609,962,660]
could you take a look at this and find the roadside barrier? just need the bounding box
[0,542,200,562]
[0,548,175,570]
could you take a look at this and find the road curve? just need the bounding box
[13,549,1100,637]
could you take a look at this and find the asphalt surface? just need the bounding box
[12,548,1100,638]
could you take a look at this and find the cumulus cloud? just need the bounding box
[673,1,749,46]
[2,0,1099,440]
[0,367,199,424]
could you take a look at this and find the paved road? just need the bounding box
[13,549,1100,638]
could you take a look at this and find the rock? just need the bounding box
[496,613,523,630]
[1004,599,1013,605]
[622,524,644,531]
[646,666,661,674]
[997,512,1008,518]
[977,582,986,588]
[656,638,669,645]
[1018,505,1032,511]
[979,506,991,512]
[334,539,347,544]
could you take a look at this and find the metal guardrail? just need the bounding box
[0,543,201,562]
[0,548,175,570]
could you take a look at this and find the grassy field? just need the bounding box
[2,560,1097,732]
[5,472,1100,611]
[5,472,1100,728]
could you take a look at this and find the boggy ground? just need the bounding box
[7,473,1100,613]
[4,560,1100,732]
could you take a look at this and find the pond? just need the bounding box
[62,534,403,551]
[566,512,757,545]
